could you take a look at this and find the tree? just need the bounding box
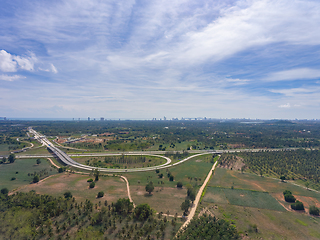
[177,182,183,188]
[158,173,163,178]
[280,176,286,182]
[169,175,174,181]
[1,188,9,195]
[309,205,320,216]
[2,156,7,163]
[97,191,104,198]
[145,181,154,195]
[89,182,95,188]
[114,198,134,214]
[284,194,296,203]
[94,169,100,181]
[64,191,72,200]
[8,154,15,163]
[33,175,39,183]
[134,204,153,221]
[181,199,191,215]
[291,200,304,210]
[36,159,41,164]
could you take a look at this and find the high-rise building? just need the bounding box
[88,117,90,121]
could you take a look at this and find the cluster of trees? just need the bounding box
[0,190,178,239]
[283,190,304,211]
[174,214,239,239]
[0,154,15,164]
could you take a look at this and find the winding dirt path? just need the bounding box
[179,160,218,232]
[47,158,61,169]
[120,175,136,207]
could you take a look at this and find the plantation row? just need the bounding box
[221,149,320,185]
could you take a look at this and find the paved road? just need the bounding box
[28,128,214,173]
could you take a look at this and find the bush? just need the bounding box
[177,182,183,188]
[155,169,159,173]
[169,175,174,181]
[64,191,72,199]
[134,204,153,221]
[89,182,95,188]
[283,190,292,196]
[33,175,39,183]
[36,159,41,164]
[97,191,104,198]
[291,200,304,210]
[309,205,320,216]
[87,179,93,182]
[284,193,296,203]
[11,177,16,181]
[1,188,9,195]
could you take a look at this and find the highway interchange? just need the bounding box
[26,127,296,173]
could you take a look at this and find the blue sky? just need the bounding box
[1,0,320,120]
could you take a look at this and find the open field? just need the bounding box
[72,155,166,169]
[200,167,320,239]
[210,168,320,201]
[19,173,129,204]
[0,144,20,155]
[200,202,320,240]
[122,153,215,215]
[0,158,58,191]
[204,187,284,211]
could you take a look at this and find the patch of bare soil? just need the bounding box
[219,156,245,171]
[198,207,215,218]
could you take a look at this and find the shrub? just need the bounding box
[64,191,72,199]
[169,175,174,181]
[283,190,292,196]
[89,182,95,188]
[291,200,304,210]
[158,173,163,178]
[309,205,320,216]
[177,182,183,188]
[97,191,104,198]
[284,193,296,203]
[134,204,153,221]
[87,179,93,182]
[33,175,39,183]
[155,169,159,173]
[1,188,9,195]
[11,177,16,181]
[36,159,41,164]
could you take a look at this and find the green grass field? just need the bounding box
[204,187,284,211]
[122,153,215,215]
[201,167,320,239]
[0,144,20,155]
[0,158,58,191]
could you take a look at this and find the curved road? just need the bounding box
[28,128,212,173]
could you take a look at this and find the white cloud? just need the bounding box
[0,74,26,81]
[0,50,17,72]
[50,64,58,74]
[264,68,320,81]
[279,103,290,108]
[0,50,36,72]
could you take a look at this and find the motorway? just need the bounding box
[26,127,297,173]
[28,128,210,173]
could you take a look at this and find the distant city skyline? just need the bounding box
[1,0,320,119]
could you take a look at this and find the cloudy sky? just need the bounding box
[1,0,320,120]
